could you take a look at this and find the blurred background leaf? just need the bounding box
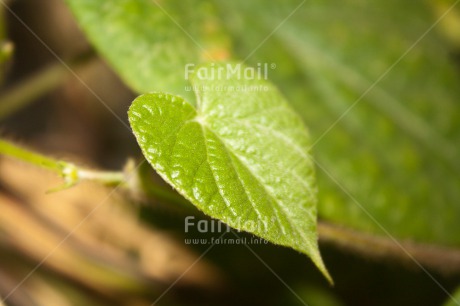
[65,0,460,246]
[215,0,460,246]
[65,0,231,103]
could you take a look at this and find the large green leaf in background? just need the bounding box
[65,0,230,102]
[66,0,460,246]
[128,63,330,280]
[216,0,460,245]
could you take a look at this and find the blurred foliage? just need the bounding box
[443,286,460,306]
[222,0,460,245]
[66,0,460,246]
[65,0,231,103]
[0,0,459,305]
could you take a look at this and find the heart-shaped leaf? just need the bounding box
[128,62,331,281]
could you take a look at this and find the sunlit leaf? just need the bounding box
[128,62,331,281]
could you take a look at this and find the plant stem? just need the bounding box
[0,139,64,172]
[0,139,188,207]
[318,221,460,275]
[0,139,124,189]
[2,140,460,275]
[0,51,95,120]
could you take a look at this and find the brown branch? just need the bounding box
[319,221,460,276]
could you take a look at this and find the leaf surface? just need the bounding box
[65,0,230,101]
[128,62,330,281]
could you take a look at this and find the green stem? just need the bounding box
[2,140,460,275]
[0,139,124,189]
[0,139,188,207]
[76,169,126,187]
[0,139,64,172]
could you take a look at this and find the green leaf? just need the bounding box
[442,286,460,306]
[443,287,460,306]
[217,0,460,246]
[66,0,460,246]
[128,62,331,282]
[65,0,231,100]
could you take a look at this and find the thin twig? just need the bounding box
[2,138,459,275]
[319,222,460,276]
[0,139,189,208]
[0,139,124,190]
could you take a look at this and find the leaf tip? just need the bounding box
[310,248,334,285]
[302,237,333,284]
